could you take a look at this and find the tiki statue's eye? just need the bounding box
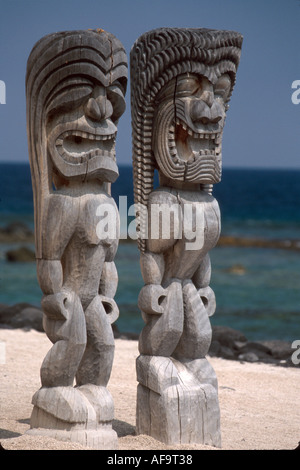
[107,81,126,122]
[47,84,93,117]
[214,74,231,101]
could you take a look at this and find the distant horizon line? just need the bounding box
[0,160,300,172]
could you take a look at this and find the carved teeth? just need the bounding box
[171,118,222,163]
[73,131,89,139]
[215,133,222,144]
[192,149,216,156]
[175,119,219,141]
[56,128,116,163]
[58,130,116,142]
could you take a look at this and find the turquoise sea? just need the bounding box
[0,163,300,342]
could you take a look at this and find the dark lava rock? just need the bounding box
[0,303,43,331]
[238,352,259,363]
[0,304,296,367]
[257,340,293,360]
[235,340,277,363]
[211,325,248,350]
[209,325,296,367]
[5,246,35,262]
[0,222,34,242]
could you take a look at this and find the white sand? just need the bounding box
[0,328,299,450]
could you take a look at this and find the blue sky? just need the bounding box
[0,0,299,168]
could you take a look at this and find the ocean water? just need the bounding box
[0,163,299,342]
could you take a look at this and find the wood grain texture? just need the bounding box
[131,27,242,446]
[26,29,127,449]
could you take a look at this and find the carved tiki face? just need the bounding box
[27,30,127,188]
[47,71,127,186]
[131,29,242,188]
[153,72,232,184]
[131,28,242,251]
[26,30,127,257]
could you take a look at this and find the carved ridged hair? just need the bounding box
[26,29,127,258]
[130,27,243,252]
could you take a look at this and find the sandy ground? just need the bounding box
[0,328,299,451]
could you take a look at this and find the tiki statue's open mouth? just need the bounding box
[48,115,119,182]
[56,130,116,164]
[170,118,222,165]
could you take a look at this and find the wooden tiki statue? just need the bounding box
[26,29,127,449]
[131,28,242,446]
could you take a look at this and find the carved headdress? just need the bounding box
[130,27,243,251]
[26,29,127,258]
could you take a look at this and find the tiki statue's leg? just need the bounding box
[40,290,87,388]
[76,294,117,387]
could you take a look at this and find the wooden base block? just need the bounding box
[136,355,221,447]
[27,423,118,450]
[27,385,118,450]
